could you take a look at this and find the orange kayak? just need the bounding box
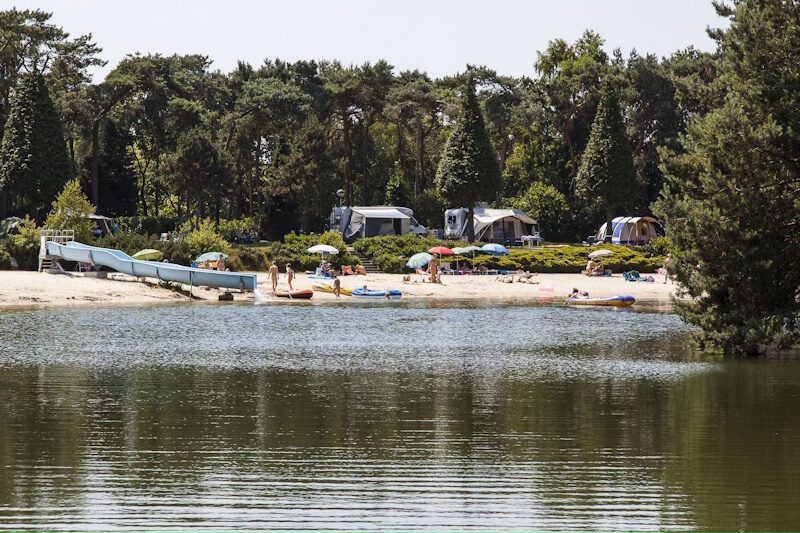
[274,288,313,299]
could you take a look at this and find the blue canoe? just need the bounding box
[352,287,402,298]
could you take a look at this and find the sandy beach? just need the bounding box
[0,269,679,310]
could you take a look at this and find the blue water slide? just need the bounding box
[45,241,257,291]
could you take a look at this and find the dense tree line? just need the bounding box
[0,8,720,240]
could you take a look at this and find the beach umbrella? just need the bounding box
[406,252,433,268]
[452,245,486,269]
[588,248,614,259]
[307,244,339,255]
[195,251,229,263]
[482,243,508,256]
[428,246,454,256]
[132,248,163,261]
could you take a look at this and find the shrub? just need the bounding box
[2,216,41,270]
[43,179,95,241]
[183,219,230,261]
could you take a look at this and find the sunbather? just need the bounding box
[583,259,596,276]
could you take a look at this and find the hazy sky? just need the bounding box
[5,0,723,80]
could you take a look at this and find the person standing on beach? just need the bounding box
[286,263,295,290]
[268,261,279,292]
[217,254,226,271]
[333,273,341,298]
[429,255,438,283]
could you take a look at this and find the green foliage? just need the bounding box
[44,179,95,241]
[576,80,638,234]
[0,72,73,220]
[353,233,464,272]
[216,216,259,242]
[435,76,500,240]
[115,215,178,236]
[182,219,230,260]
[81,119,138,216]
[352,233,663,274]
[510,182,570,241]
[227,231,359,272]
[654,1,800,356]
[0,215,40,269]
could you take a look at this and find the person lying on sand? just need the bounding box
[495,275,513,283]
[515,269,537,282]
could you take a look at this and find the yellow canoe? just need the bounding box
[311,282,352,296]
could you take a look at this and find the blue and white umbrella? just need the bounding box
[406,252,433,268]
[481,243,509,256]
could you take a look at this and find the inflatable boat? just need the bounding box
[567,294,635,307]
[311,282,353,296]
[273,288,313,299]
[352,287,402,299]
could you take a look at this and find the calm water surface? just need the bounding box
[1,301,799,530]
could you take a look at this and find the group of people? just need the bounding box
[411,255,442,284]
[201,254,227,272]
[582,258,605,276]
[267,260,295,292]
[495,270,538,284]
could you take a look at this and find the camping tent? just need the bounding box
[444,206,538,244]
[594,216,664,245]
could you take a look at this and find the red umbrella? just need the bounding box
[428,246,454,256]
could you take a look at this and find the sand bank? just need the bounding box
[0,269,678,310]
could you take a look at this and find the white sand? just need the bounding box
[0,270,679,309]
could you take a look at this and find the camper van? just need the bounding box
[330,206,427,243]
[444,205,539,244]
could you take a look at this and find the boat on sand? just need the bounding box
[274,288,313,299]
[311,282,352,296]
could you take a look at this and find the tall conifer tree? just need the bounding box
[0,72,73,220]
[435,75,499,242]
[655,0,800,356]
[576,80,637,240]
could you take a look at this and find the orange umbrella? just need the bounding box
[428,246,454,256]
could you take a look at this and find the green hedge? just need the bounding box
[352,234,665,273]
[227,231,359,272]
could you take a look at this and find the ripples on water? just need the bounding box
[1,301,799,530]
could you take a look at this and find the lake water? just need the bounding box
[1,301,799,531]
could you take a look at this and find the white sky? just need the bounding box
[5,0,724,80]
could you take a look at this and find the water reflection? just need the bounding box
[0,303,799,530]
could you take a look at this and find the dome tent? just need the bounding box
[594,216,664,245]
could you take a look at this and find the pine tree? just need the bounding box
[654,1,800,356]
[576,80,637,239]
[435,75,500,242]
[0,72,73,221]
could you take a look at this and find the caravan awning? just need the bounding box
[352,208,410,219]
[474,212,535,226]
